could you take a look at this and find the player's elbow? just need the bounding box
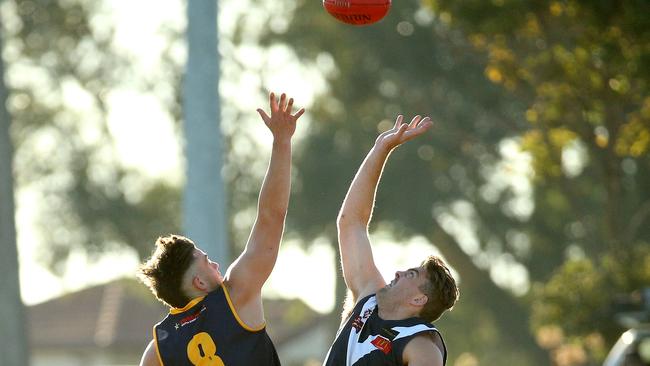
[337,211,353,230]
[336,210,346,226]
[337,209,369,230]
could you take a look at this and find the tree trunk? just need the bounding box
[0,32,29,366]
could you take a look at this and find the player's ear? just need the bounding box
[410,294,428,307]
[192,275,207,291]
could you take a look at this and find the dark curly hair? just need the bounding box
[418,255,459,322]
[137,235,196,308]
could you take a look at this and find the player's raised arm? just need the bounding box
[225,92,304,297]
[337,115,433,303]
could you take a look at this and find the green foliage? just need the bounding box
[419,2,649,361]
[532,259,608,336]
[426,0,650,182]
[437,281,537,364]
[532,244,650,364]
[3,0,182,272]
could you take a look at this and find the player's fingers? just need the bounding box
[418,116,432,129]
[269,92,278,112]
[257,108,271,124]
[287,97,294,114]
[404,118,433,140]
[394,115,404,130]
[396,121,409,136]
[408,115,421,129]
[279,93,287,112]
[293,108,305,120]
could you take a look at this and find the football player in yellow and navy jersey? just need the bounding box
[137,92,305,366]
[324,115,460,366]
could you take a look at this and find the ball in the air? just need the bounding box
[323,0,392,26]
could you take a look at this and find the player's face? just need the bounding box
[194,248,224,290]
[383,266,427,300]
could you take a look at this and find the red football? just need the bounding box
[323,0,392,26]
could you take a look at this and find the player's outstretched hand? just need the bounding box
[257,92,305,142]
[375,114,433,151]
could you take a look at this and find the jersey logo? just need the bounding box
[180,305,207,328]
[157,329,169,341]
[371,335,392,354]
[351,308,374,333]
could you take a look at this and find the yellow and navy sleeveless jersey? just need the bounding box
[323,295,447,366]
[153,285,281,366]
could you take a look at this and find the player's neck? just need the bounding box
[376,296,417,321]
[186,286,211,300]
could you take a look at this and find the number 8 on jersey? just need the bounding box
[186,332,225,366]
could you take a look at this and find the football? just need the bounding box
[323,0,392,26]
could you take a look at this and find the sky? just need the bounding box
[12,0,543,315]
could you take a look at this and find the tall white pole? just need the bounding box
[183,0,229,264]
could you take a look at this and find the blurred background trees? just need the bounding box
[424,1,650,364]
[2,0,648,365]
[3,0,182,271]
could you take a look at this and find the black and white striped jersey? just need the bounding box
[323,294,447,366]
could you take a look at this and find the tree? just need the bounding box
[424,0,650,253]
[422,0,650,363]
[4,0,182,274]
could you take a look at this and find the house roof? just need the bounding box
[28,279,166,350]
[27,279,327,351]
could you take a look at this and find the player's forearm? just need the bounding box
[338,144,391,228]
[257,138,292,222]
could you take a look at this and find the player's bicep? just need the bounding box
[225,218,282,294]
[338,226,385,299]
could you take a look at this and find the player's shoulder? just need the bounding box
[402,332,444,366]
